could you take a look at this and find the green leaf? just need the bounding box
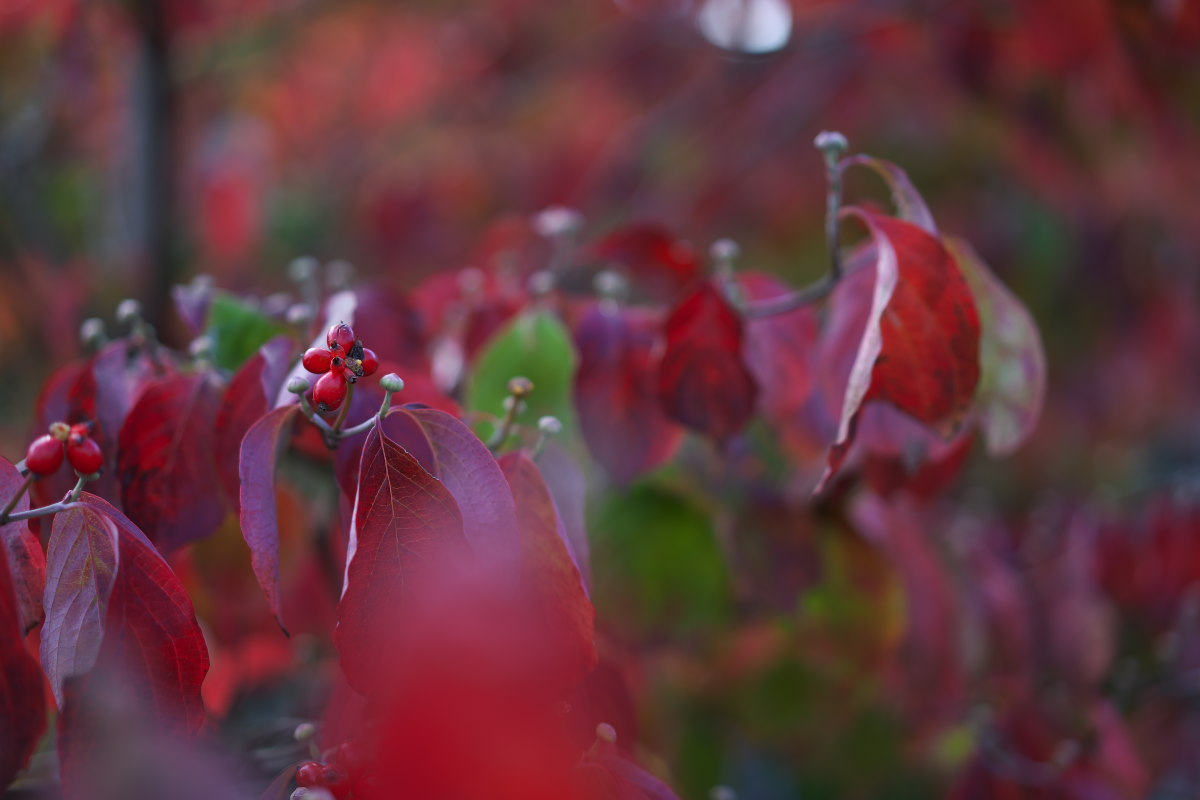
[206,292,289,372]
[589,485,731,639]
[465,310,578,441]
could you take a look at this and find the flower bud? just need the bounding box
[813,130,849,159]
[507,376,534,398]
[79,317,107,349]
[287,255,319,283]
[595,722,617,744]
[380,373,405,394]
[532,205,584,237]
[537,416,563,435]
[287,376,311,395]
[115,298,142,326]
[293,722,317,742]
[286,303,314,326]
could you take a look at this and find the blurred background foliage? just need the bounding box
[3,1,1200,798]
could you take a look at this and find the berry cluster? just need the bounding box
[25,421,103,476]
[302,322,379,413]
[292,742,371,799]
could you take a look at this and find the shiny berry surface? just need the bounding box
[26,435,64,475]
[66,437,103,475]
[302,347,333,374]
[295,761,324,788]
[314,370,348,412]
[326,322,356,353]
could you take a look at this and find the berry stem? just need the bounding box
[0,474,35,526]
[326,382,355,448]
[743,132,849,320]
[337,381,404,440]
[298,395,335,435]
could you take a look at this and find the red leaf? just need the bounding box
[499,452,597,687]
[0,458,45,634]
[657,282,759,440]
[238,405,299,630]
[56,494,208,763]
[118,372,226,552]
[818,211,980,491]
[335,422,468,695]
[214,335,295,511]
[842,155,938,234]
[575,747,682,800]
[41,505,119,704]
[392,407,520,558]
[0,530,46,789]
[590,223,700,302]
[946,237,1046,456]
[575,304,683,483]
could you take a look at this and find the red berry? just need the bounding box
[66,437,103,475]
[326,322,356,353]
[26,435,64,476]
[69,421,94,439]
[359,348,378,377]
[320,766,351,798]
[302,348,333,374]
[314,370,348,413]
[295,761,324,788]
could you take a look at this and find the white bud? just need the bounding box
[710,238,740,263]
[80,317,106,346]
[188,335,213,359]
[527,270,556,297]
[532,205,584,237]
[813,130,849,159]
[293,721,317,742]
[592,269,628,300]
[710,787,738,800]
[325,259,355,289]
[287,255,319,283]
[115,298,142,326]
[537,416,563,435]
[380,373,405,394]
[595,722,617,744]
[286,303,314,326]
[291,789,335,800]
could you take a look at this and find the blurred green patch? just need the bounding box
[206,292,289,372]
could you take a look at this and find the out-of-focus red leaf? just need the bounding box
[117,373,226,552]
[740,272,820,428]
[0,458,45,634]
[62,340,163,506]
[335,422,468,696]
[392,407,520,557]
[350,283,430,373]
[0,535,46,789]
[214,336,295,511]
[41,505,119,705]
[658,282,758,440]
[842,155,938,234]
[946,237,1046,456]
[818,211,980,491]
[535,441,591,589]
[575,304,683,483]
[499,451,596,687]
[590,223,700,303]
[238,405,299,630]
[852,493,965,725]
[59,494,209,742]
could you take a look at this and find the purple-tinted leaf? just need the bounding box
[946,237,1046,456]
[238,405,299,630]
[0,535,46,789]
[842,155,938,234]
[575,304,683,484]
[740,272,820,428]
[66,494,209,733]
[393,407,520,557]
[41,505,119,704]
[215,335,296,510]
[117,372,226,552]
[658,282,759,441]
[589,223,701,303]
[336,422,467,696]
[0,458,45,634]
[171,280,214,336]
